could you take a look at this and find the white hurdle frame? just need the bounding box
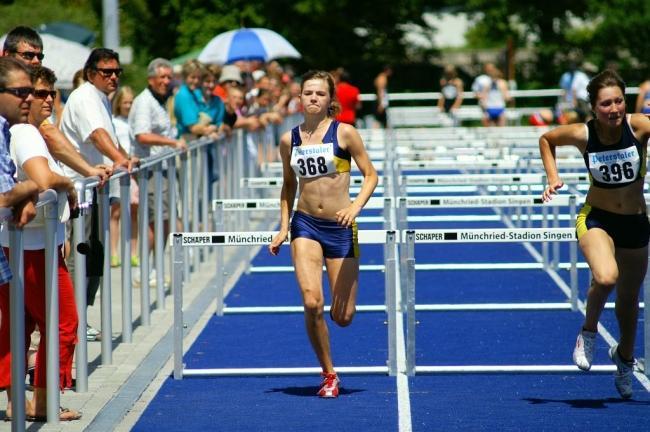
[172,230,399,379]
[400,227,598,377]
[211,197,393,315]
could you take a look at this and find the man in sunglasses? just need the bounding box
[0,57,39,228]
[1,26,43,66]
[1,26,65,127]
[61,48,138,337]
[0,56,44,421]
[2,27,111,185]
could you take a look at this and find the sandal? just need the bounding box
[6,406,82,422]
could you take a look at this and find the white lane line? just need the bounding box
[395,243,412,432]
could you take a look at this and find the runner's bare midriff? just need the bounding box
[585,179,647,214]
[296,172,352,220]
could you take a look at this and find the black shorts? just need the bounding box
[576,204,650,248]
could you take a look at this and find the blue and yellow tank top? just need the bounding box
[290,120,351,178]
[583,116,646,188]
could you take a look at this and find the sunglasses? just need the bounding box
[0,86,35,99]
[33,89,57,100]
[13,50,44,61]
[95,67,123,78]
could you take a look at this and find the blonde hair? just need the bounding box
[112,86,135,116]
[181,59,205,79]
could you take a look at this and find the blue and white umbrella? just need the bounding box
[198,28,301,64]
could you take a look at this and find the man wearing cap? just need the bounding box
[213,64,243,102]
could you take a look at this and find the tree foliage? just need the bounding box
[448,0,650,87]
[2,0,650,92]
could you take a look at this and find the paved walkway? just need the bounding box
[13,241,255,431]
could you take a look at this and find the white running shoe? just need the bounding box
[609,345,634,399]
[317,372,340,398]
[573,330,596,371]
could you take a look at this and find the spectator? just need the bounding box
[129,57,186,282]
[2,26,65,126]
[174,59,217,138]
[478,66,510,127]
[334,68,361,126]
[214,64,243,103]
[285,82,302,115]
[373,65,392,128]
[634,78,650,115]
[71,69,85,90]
[3,29,111,353]
[110,86,139,268]
[558,61,591,122]
[0,57,59,422]
[60,48,137,341]
[246,70,270,105]
[202,65,226,196]
[225,85,262,132]
[437,65,464,126]
[0,62,81,421]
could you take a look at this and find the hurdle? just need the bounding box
[398,228,636,377]
[210,197,394,315]
[171,229,399,379]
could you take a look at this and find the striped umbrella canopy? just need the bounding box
[198,28,301,65]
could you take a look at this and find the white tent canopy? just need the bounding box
[0,33,91,89]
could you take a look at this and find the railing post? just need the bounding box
[9,220,25,430]
[119,173,132,342]
[137,168,150,326]
[154,163,165,309]
[98,182,112,364]
[73,181,88,392]
[180,152,191,282]
[43,190,60,424]
[190,149,200,271]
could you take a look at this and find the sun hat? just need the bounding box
[219,65,243,84]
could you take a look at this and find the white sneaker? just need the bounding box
[86,324,101,342]
[609,345,634,399]
[573,330,596,371]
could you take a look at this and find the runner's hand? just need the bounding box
[336,203,362,228]
[542,179,564,202]
[269,231,288,256]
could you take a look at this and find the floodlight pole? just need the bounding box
[103,0,120,50]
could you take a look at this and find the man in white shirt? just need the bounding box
[61,48,138,335]
[129,58,185,274]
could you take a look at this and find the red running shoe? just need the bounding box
[318,372,340,398]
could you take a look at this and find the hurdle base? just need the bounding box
[181,366,389,377]
[414,365,617,374]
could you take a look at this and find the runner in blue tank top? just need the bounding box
[539,69,650,399]
[269,70,378,398]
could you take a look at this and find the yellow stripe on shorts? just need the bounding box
[575,204,592,241]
